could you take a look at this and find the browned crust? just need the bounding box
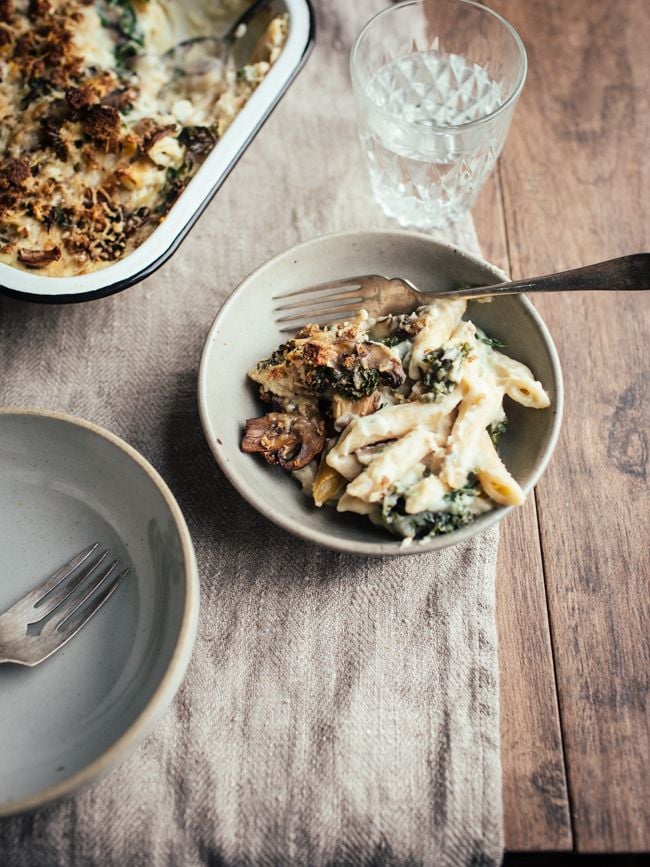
[65,84,94,112]
[28,0,51,21]
[0,2,287,276]
[80,104,121,149]
[0,158,30,188]
[0,0,14,24]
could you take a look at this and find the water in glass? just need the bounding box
[359,49,507,229]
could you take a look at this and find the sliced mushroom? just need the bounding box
[179,125,218,158]
[359,342,406,388]
[241,412,326,470]
[100,87,137,112]
[133,119,178,154]
[17,246,61,268]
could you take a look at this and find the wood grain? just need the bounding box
[474,173,573,851]
[472,168,509,276]
[496,499,573,851]
[489,0,650,852]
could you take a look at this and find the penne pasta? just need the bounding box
[347,428,439,502]
[337,492,379,516]
[325,450,365,481]
[475,431,525,506]
[328,390,462,459]
[408,299,467,379]
[486,349,550,408]
[243,300,551,543]
[441,365,505,490]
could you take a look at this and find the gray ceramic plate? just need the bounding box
[198,230,563,556]
[0,409,199,816]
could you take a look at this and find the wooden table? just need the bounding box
[470,0,649,856]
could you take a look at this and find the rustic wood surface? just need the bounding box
[473,0,649,854]
[474,175,574,852]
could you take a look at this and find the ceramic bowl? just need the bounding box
[0,408,199,815]
[198,230,563,556]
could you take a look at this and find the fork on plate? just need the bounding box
[0,543,129,667]
[273,253,649,330]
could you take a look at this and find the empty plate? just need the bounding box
[0,408,199,816]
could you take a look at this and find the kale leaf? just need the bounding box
[476,329,504,350]
[99,1,145,72]
[487,416,508,446]
[380,473,482,539]
[376,335,403,348]
[179,126,219,158]
[256,341,296,370]
[310,364,380,400]
[421,341,471,399]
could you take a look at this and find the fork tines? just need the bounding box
[273,274,379,329]
[28,543,129,631]
[273,275,377,300]
[0,543,130,666]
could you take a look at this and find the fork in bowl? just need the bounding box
[273,253,649,330]
[0,543,129,667]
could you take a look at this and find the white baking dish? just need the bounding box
[0,0,314,303]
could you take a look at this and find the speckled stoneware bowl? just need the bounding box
[198,230,563,556]
[0,408,199,815]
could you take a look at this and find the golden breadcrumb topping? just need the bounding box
[0,0,288,276]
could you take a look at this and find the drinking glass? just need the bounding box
[350,0,527,230]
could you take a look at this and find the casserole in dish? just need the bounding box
[0,0,314,301]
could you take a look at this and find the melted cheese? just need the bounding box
[72,5,116,69]
[404,474,449,514]
[0,1,288,277]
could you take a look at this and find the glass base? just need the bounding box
[371,184,470,231]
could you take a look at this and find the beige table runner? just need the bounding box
[0,3,503,864]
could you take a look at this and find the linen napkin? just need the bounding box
[0,2,503,865]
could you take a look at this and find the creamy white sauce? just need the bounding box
[246,303,551,543]
[0,0,287,276]
[72,5,116,69]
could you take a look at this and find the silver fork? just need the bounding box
[274,254,649,331]
[0,543,129,667]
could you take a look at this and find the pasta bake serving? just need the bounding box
[241,298,551,543]
[0,0,287,276]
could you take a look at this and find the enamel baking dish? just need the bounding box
[0,0,314,303]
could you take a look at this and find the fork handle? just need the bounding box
[450,254,649,300]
